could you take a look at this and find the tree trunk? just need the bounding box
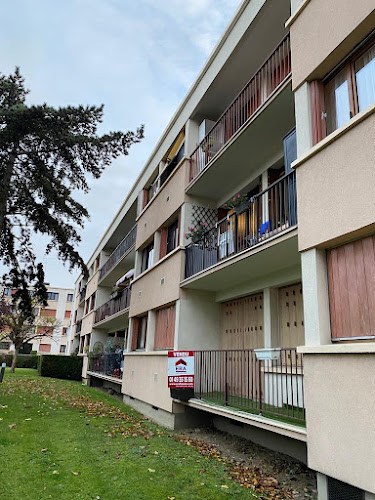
[0,153,16,233]
[10,348,18,373]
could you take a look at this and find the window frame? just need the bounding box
[141,241,154,273]
[47,292,59,301]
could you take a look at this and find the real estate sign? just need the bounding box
[168,351,194,389]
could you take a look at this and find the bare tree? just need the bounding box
[0,297,60,372]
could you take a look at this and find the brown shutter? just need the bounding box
[142,189,148,209]
[327,236,375,340]
[159,228,168,259]
[131,318,140,351]
[310,80,327,145]
[154,304,176,350]
[41,309,56,318]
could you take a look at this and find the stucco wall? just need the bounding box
[296,110,375,251]
[135,160,189,250]
[122,353,173,412]
[304,352,375,493]
[86,271,100,298]
[81,311,95,336]
[290,0,375,89]
[130,250,183,317]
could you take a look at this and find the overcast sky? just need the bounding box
[1,0,241,289]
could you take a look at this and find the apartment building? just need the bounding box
[1,286,74,355]
[71,1,375,498]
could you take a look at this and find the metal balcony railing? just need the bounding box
[88,353,123,379]
[94,286,131,324]
[99,225,137,280]
[189,33,291,182]
[194,347,305,424]
[185,170,297,278]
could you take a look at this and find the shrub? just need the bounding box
[0,354,38,369]
[38,355,83,381]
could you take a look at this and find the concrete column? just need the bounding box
[316,473,328,500]
[263,288,279,348]
[126,318,134,352]
[261,170,269,223]
[153,231,161,265]
[134,250,142,278]
[185,119,199,157]
[173,299,181,350]
[294,83,313,157]
[145,310,156,352]
[301,249,331,346]
[136,189,144,218]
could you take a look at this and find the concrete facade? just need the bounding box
[67,1,375,497]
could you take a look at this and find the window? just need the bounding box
[39,344,51,353]
[89,292,96,312]
[159,216,180,259]
[0,342,10,350]
[41,309,56,318]
[132,316,148,350]
[141,242,154,273]
[154,304,176,350]
[60,345,66,353]
[314,33,375,141]
[67,293,74,302]
[62,327,68,336]
[64,310,71,319]
[94,255,100,271]
[47,292,59,301]
[3,288,11,296]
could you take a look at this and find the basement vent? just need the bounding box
[328,477,364,500]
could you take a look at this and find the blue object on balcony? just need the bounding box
[259,221,272,235]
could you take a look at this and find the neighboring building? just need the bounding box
[70,1,375,498]
[1,286,74,355]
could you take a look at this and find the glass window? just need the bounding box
[60,345,66,353]
[167,219,179,255]
[355,45,375,112]
[47,292,59,301]
[3,288,12,296]
[67,293,74,302]
[137,316,148,350]
[141,242,154,273]
[325,68,350,134]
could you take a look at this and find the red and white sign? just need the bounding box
[168,351,194,388]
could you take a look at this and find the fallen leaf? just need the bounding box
[8,423,16,429]
[148,469,155,473]
[41,448,48,453]
[52,471,59,475]
[221,485,229,489]
[71,471,80,476]
[24,418,32,421]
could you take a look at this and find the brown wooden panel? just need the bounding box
[154,304,176,350]
[278,283,305,348]
[221,293,263,350]
[327,235,375,339]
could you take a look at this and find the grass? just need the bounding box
[197,392,306,427]
[0,369,256,500]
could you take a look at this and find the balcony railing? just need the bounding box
[76,320,82,334]
[189,33,291,182]
[194,348,305,425]
[94,286,131,324]
[185,170,297,279]
[79,287,86,303]
[88,353,123,379]
[99,225,137,280]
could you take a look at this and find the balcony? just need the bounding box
[88,353,123,380]
[194,348,305,426]
[99,225,137,283]
[94,286,131,326]
[189,34,291,184]
[76,320,82,334]
[185,171,297,279]
[79,287,86,304]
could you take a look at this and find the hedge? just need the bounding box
[38,355,83,381]
[0,354,38,369]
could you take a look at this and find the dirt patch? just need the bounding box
[182,427,317,499]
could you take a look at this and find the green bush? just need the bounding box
[0,354,38,369]
[38,355,83,381]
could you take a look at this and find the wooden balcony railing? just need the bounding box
[99,225,137,280]
[194,348,305,424]
[94,286,131,324]
[189,33,291,182]
[185,170,297,279]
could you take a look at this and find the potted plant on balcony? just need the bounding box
[184,221,208,244]
[224,193,249,214]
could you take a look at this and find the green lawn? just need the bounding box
[0,369,256,500]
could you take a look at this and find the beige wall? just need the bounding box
[130,250,183,317]
[296,110,375,251]
[291,0,375,89]
[303,351,375,493]
[135,160,189,250]
[122,353,173,412]
[81,311,95,336]
[86,271,100,298]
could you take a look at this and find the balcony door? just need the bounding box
[278,283,305,348]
